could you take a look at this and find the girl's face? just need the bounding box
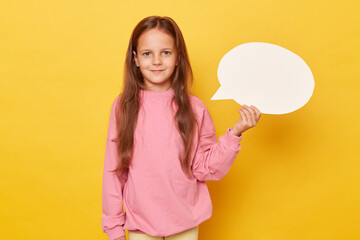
[133,28,178,91]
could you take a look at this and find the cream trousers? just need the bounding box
[128,226,199,240]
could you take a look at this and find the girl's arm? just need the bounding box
[191,107,243,182]
[191,104,260,182]
[101,97,127,240]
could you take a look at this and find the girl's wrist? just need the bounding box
[230,127,242,137]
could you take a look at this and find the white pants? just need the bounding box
[128,226,199,240]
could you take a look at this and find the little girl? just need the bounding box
[102,16,261,240]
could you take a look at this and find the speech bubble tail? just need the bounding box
[211,87,230,100]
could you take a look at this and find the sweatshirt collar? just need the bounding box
[139,87,175,100]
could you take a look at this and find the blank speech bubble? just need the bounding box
[211,42,315,114]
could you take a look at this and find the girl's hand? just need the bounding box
[114,236,126,240]
[230,104,261,136]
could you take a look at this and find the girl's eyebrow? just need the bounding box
[140,48,173,52]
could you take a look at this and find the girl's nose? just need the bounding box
[152,54,162,65]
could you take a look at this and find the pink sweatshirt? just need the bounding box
[101,88,243,240]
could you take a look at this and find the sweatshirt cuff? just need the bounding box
[222,127,243,151]
[107,225,126,240]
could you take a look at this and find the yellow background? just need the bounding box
[1,0,359,239]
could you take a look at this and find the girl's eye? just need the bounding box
[142,51,171,56]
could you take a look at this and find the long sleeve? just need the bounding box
[191,108,243,181]
[101,97,128,240]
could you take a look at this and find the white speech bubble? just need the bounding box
[211,42,315,114]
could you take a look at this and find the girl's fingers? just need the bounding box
[243,104,256,125]
[241,105,252,125]
[240,108,249,123]
[239,108,248,123]
[250,105,261,122]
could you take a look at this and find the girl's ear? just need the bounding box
[133,50,139,67]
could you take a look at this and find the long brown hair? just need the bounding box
[111,16,197,179]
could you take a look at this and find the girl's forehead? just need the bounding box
[137,28,175,50]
